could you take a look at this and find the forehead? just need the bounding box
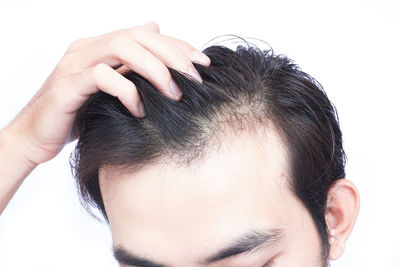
[99,126,295,262]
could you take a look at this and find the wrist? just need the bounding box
[0,126,38,214]
[0,126,38,181]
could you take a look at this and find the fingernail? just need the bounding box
[191,50,210,65]
[169,79,182,100]
[138,101,146,117]
[188,66,203,83]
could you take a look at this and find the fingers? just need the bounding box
[168,36,211,66]
[128,27,206,83]
[140,22,211,67]
[141,20,210,68]
[66,35,182,101]
[62,21,212,117]
[70,33,197,101]
[113,37,184,100]
[75,63,145,118]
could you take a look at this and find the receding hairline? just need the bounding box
[98,118,290,183]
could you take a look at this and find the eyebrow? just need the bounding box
[112,228,283,267]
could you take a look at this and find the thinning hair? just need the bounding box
[69,40,346,263]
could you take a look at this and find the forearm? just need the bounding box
[0,127,38,215]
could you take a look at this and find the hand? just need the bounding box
[3,21,211,166]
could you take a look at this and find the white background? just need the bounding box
[0,0,399,266]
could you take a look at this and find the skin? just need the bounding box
[0,21,359,266]
[99,126,360,267]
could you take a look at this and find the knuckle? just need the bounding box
[129,25,145,34]
[181,40,195,52]
[127,88,138,103]
[122,79,138,98]
[108,33,130,52]
[126,79,138,92]
[172,37,188,47]
[90,63,109,80]
[128,25,140,34]
[128,25,148,39]
[147,20,159,28]
[118,87,133,104]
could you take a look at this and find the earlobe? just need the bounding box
[325,178,360,261]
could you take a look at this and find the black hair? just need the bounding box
[70,39,346,263]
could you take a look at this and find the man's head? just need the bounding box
[70,43,359,266]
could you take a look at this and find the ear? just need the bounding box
[325,178,360,260]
